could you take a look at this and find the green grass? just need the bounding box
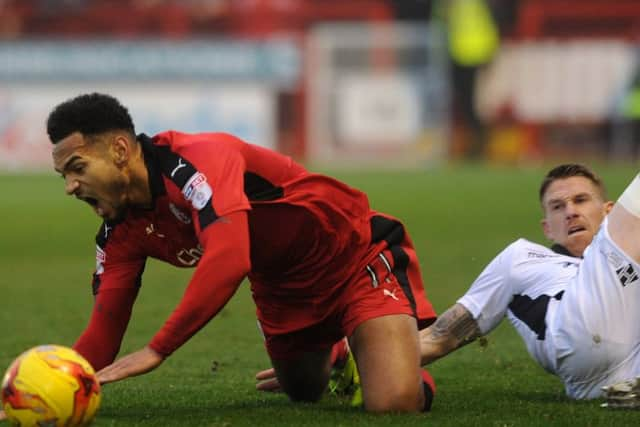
[2,164,640,426]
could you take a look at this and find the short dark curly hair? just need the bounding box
[539,163,607,202]
[46,93,135,143]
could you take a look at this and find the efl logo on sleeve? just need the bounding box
[182,172,212,210]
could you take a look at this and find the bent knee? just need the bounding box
[284,382,326,403]
[364,384,424,413]
[279,372,328,403]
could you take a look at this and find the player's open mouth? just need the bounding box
[82,196,99,207]
[78,196,107,217]
[568,225,586,235]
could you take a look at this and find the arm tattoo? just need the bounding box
[429,303,481,345]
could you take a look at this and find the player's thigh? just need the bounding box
[264,322,339,403]
[349,313,423,412]
[270,348,333,403]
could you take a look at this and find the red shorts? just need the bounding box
[256,214,437,360]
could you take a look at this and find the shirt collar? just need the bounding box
[550,243,581,258]
[137,133,166,203]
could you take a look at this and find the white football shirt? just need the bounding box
[458,218,640,399]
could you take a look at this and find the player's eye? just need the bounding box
[574,195,589,204]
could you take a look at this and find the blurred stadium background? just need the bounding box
[3,2,640,426]
[3,0,640,170]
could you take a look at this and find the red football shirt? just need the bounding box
[73,131,374,370]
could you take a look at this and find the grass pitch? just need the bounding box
[1,164,640,426]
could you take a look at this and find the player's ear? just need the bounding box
[604,200,614,215]
[541,217,552,240]
[111,134,130,166]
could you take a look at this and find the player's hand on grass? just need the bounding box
[96,346,164,385]
[255,367,282,392]
[0,409,6,421]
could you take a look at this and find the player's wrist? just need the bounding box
[147,341,171,359]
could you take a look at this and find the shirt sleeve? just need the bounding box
[73,224,146,370]
[148,209,251,356]
[177,134,251,235]
[73,287,140,371]
[456,242,516,335]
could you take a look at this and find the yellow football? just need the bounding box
[1,345,101,427]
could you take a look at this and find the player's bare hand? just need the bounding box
[255,367,282,392]
[0,409,6,421]
[96,346,164,385]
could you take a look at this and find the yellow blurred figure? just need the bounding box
[447,0,499,67]
[435,0,500,158]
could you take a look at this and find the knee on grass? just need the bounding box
[284,381,326,403]
[363,383,426,413]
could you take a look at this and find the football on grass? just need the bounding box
[1,345,101,426]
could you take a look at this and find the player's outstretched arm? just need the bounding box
[0,409,6,421]
[420,303,481,365]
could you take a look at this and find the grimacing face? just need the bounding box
[52,132,130,221]
[541,176,613,257]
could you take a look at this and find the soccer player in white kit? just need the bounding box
[420,164,640,401]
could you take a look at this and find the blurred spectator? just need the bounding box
[434,0,500,160]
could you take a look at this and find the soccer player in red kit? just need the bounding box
[44,93,437,412]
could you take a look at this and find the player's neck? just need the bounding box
[127,150,153,209]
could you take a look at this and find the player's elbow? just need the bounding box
[229,241,251,277]
[202,228,251,278]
